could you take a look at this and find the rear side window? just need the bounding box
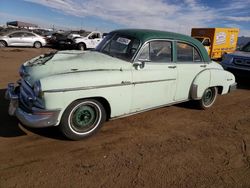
[177,42,202,62]
[23,32,35,37]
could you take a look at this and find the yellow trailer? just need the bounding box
[191,28,239,59]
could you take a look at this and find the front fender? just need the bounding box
[40,70,132,125]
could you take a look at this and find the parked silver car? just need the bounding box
[0,31,46,48]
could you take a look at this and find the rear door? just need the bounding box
[174,41,207,101]
[22,32,36,46]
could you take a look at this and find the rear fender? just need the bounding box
[190,70,210,100]
[190,69,235,99]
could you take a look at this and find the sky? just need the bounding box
[0,0,250,36]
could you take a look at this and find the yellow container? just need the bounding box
[191,28,239,60]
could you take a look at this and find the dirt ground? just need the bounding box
[0,48,250,188]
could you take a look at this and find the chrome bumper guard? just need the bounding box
[5,83,61,128]
[229,82,237,93]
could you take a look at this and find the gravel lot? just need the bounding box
[0,48,250,188]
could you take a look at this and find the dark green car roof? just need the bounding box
[111,29,210,62]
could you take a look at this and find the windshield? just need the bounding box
[95,33,140,61]
[80,32,91,37]
[241,42,250,52]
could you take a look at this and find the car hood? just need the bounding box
[22,50,131,85]
[229,51,250,58]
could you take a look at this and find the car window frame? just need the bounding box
[175,40,205,63]
[8,32,23,38]
[134,39,174,64]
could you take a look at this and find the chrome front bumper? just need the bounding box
[5,83,61,128]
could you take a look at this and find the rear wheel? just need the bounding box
[0,41,7,48]
[34,41,42,48]
[198,87,218,109]
[60,99,106,140]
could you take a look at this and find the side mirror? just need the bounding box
[9,35,12,38]
[206,42,211,46]
[133,59,150,70]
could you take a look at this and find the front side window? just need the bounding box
[137,41,172,63]
[177,42,202,62]
[90,33,101,39]
[9,32,23,38]
[96,33,140,61]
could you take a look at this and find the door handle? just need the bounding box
[200,65,207,68]
[168,65,176,69]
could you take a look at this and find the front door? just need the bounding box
[89,33,102,48]
[8,32,23,46]
[131,40,177,112]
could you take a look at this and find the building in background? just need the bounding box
[6,21,38,30]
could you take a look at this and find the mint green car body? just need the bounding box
[6,29,236,140]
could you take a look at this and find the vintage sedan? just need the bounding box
[5,29,237,140]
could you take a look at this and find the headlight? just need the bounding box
[221,55,233,65]
[33,81,43,98]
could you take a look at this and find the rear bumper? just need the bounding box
[229,82,237,93]
[5,83,60,128]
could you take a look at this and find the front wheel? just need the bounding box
[77,43,86,51]
[60,99,106,140]
[0,41,7,48]
[198,87,218,109]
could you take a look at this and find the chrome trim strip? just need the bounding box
[56,69,123,75]
[44,78,176,93]
[134,78,176,85]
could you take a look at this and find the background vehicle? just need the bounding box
[73,31,103,50]
[49,32,74,49]
[191,28,239,59]
[0,31,46,48]
[221,41,250,78]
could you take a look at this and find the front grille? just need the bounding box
[233,58,250,67]
[19,79,44,111]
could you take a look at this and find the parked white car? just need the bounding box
[73,31,103,50]
[5,29,236,140]
[0,31,46,48]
